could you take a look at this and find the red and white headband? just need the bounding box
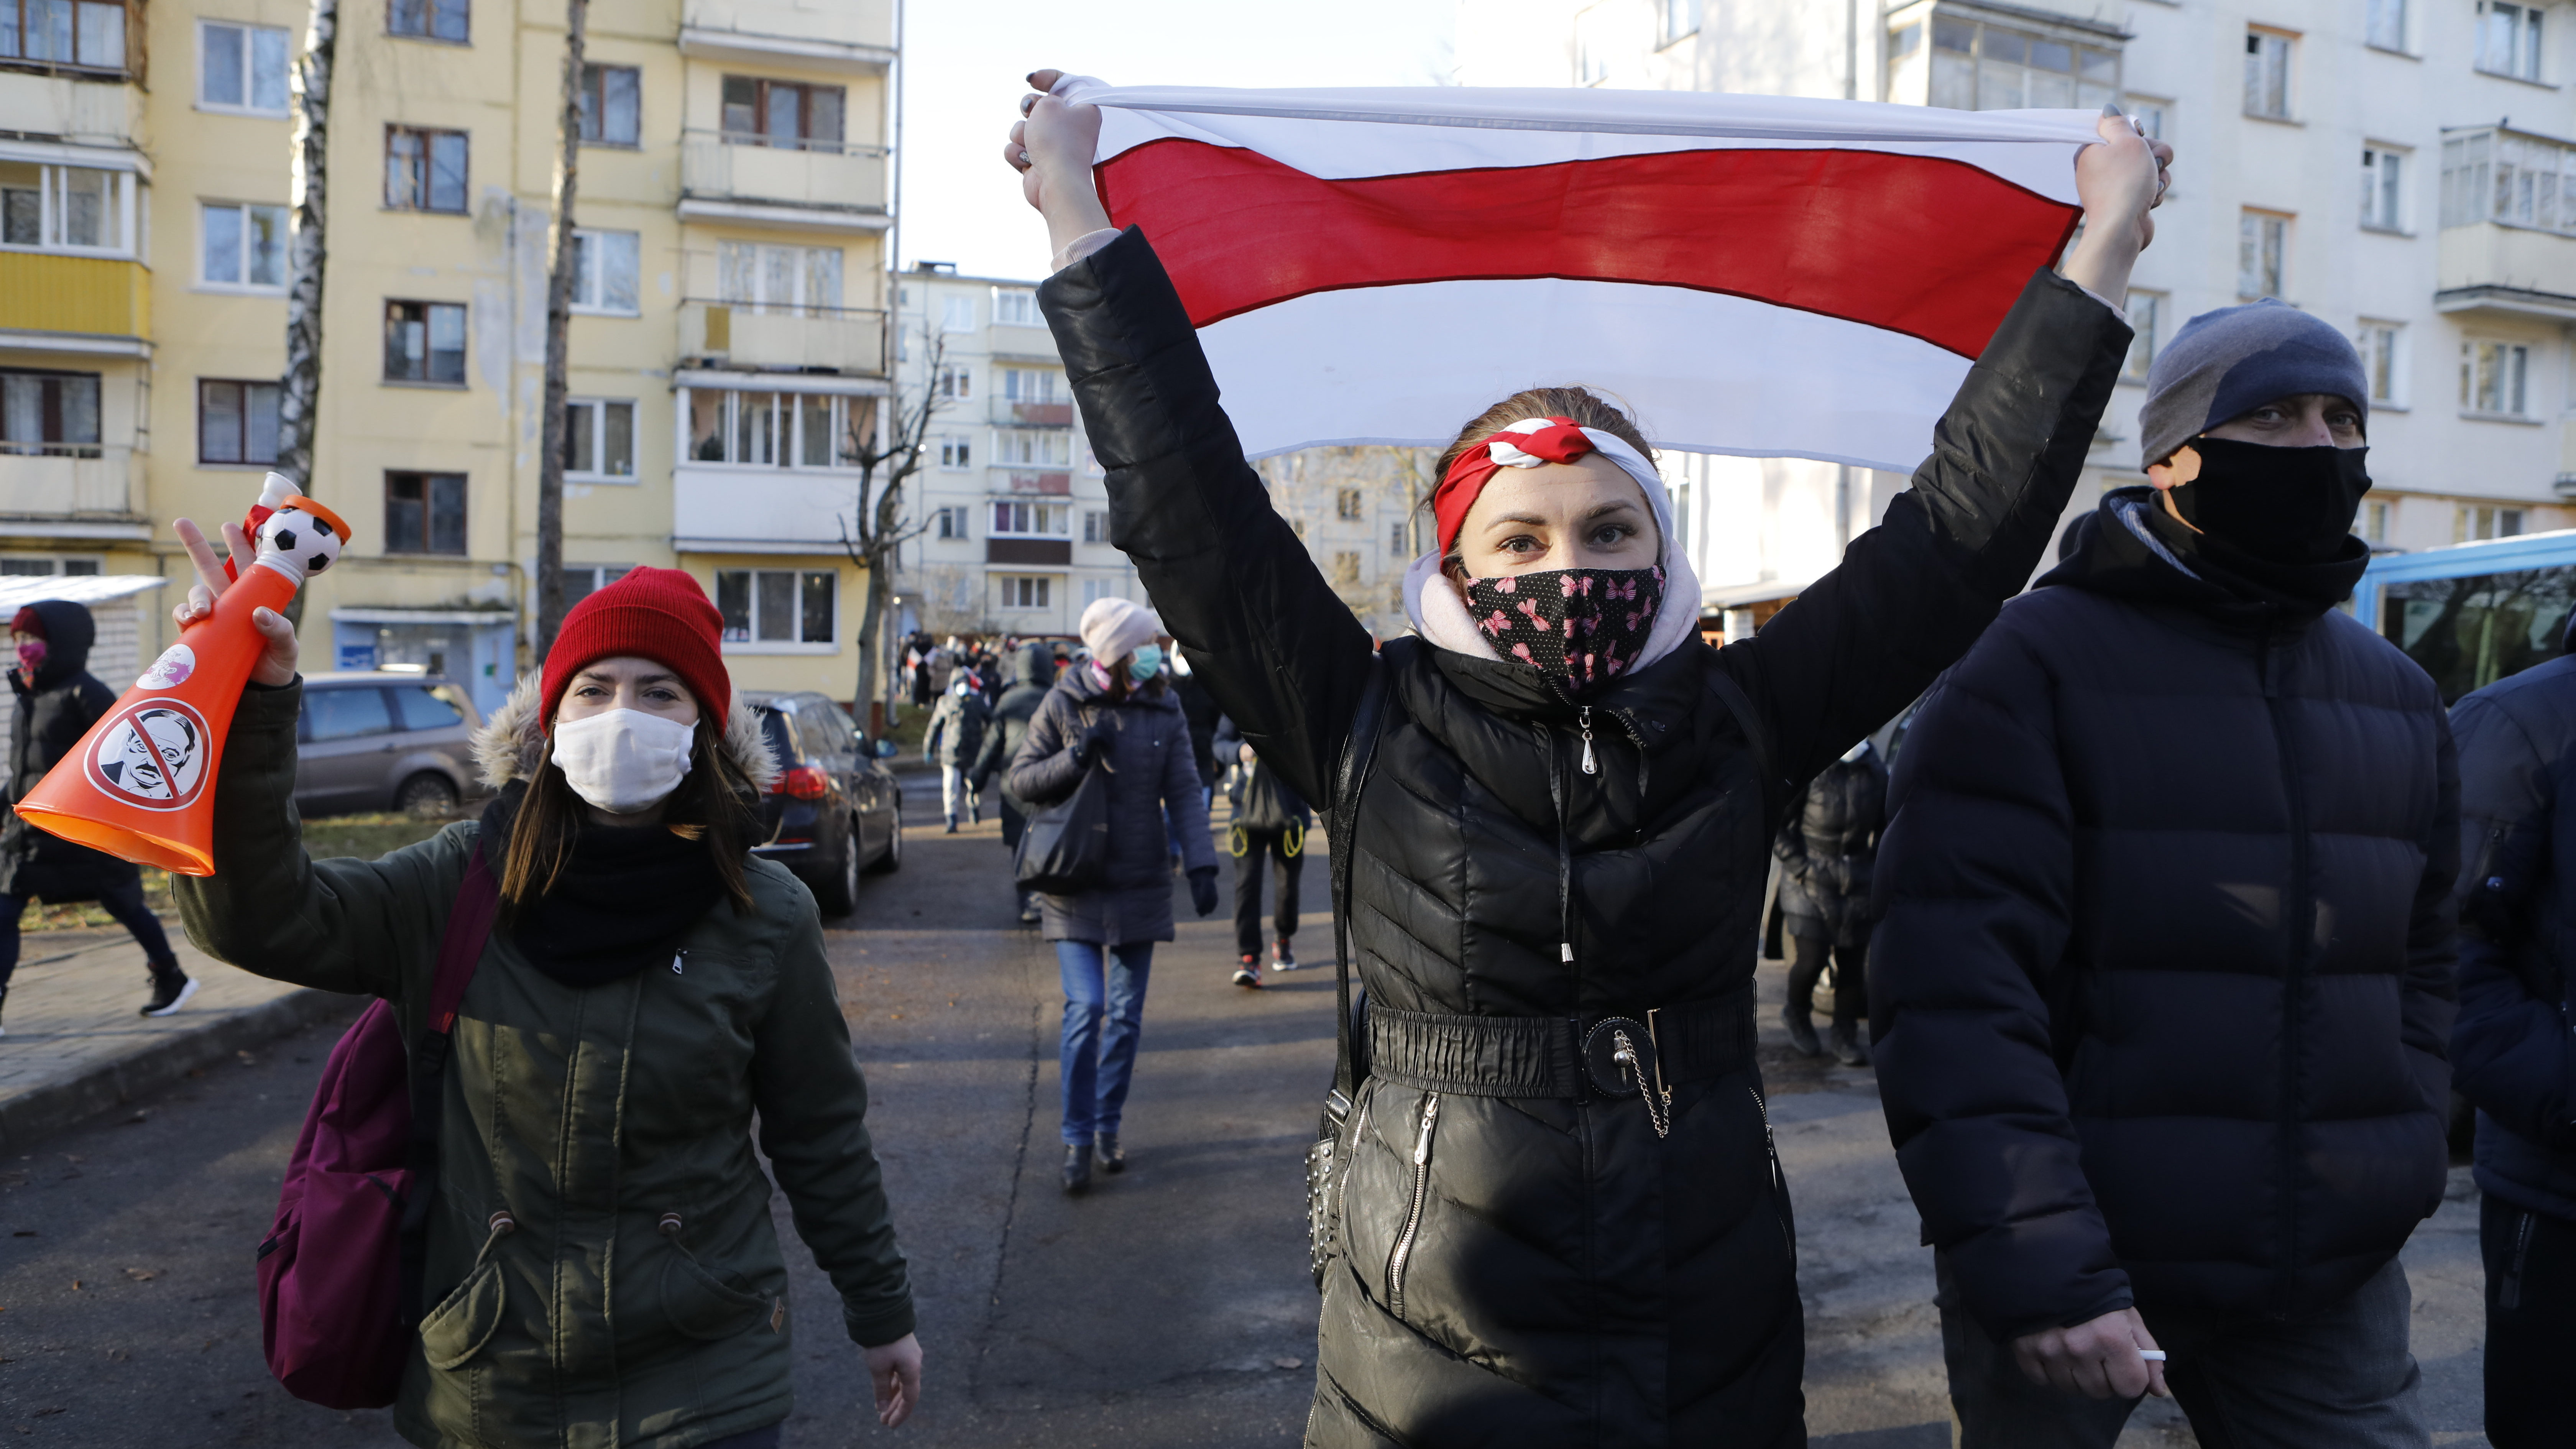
[1431,417,1665,554]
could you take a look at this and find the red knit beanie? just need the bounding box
[538,566,731,729]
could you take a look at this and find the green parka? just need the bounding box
[174,676,915,1449]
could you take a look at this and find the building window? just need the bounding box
[2364,500,2391,544]
[198,379,281,465]
[992,287,1038,326]
[2477,2,2545,81]
[0,163,133,254]
[2456,504,2528,542]
[1390,519,1410,556]
[1001,368,1060,402]
[716,241,842,315]
[937,366,973,399]
[685,389,858,468]
[719,76,844,151]
[997,575,1051,610]
[2461,338,2532,417]
[1083,509,1108,543]
[2361,146,2407,231]
[1080,578,1119,606]
[715,568,836,644]
[1928,15,2120,112]
[2123,95,2170,141]
[2243,29,2293,119]
[993,427,1073,467]
[384,471,467,554]
[2355,322,2405,406]
[990,501,1068,536]
[384,126,468,213]
[200,20,288,113]
[1336,488,1364,520]
[932,506,968,539]
[1658,0,1701,47]
[570,228,639,314]
[0,556,101,575]
[0,369,100,457]
[201,201,288,289]
[1574,3,1612,84]
[560,564,631,610]
[1331,551,1362,586]
[563,398,634,478]
[2441,129,2576,234]
[577,62,639,146]
[937,435,972,470]
[2237,210,2288,298]
[388,0,468,43]
[2367,0,2407,51]
[2121,290,2164,383]
[941,294,975,332]
[383,300,466,384]
[0,0,126,69]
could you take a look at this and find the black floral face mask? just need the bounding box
[1464,565,1666,695]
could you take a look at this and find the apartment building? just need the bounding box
[1461,0,2576,632]
[0,0,892,721]
[890,263,1136,640]
[1251,445,1436,641]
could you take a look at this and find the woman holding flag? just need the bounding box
[1007,72,2167,1447]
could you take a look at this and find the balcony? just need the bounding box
[0,75,141,146]
[0,445,146,536]
[679,131,889,230]
[994,469,1070,495]
[0,252,148,350]
[2436,223,2576,320]
[680,299,884,374]
[673,465,864,555]
[680,0,893,69]
[989,398,1072,427]
[987,538,1070,565]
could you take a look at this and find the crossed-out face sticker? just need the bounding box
[89,701,210,809]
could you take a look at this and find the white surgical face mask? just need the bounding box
[551,708,696,815]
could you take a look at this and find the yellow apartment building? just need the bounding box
[0,0,892,722]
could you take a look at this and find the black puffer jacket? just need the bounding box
[1040,227,2127,1446]
[2449,637,2576,1220]
[1872,490,2458,1342]
[1,600,142,903]
[1213,714,1308,833]
[1773,744,1888,950]
[1005,663,1216,946]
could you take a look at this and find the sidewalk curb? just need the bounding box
[0,987,364,1153]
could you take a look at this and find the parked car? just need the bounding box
[294,672,485,817]
[743,690,903,915]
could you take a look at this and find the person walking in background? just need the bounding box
[906,632,935,710]
[974,645,1004,703]
[1871,303,2455,1446]
[168,550,923,1442]
[972,641,1058,924]
[0,600,193,1031]
[1214,712,1308,989]
[1008,597,1219,1196]
[923,673,992,833]
[1774,735,1888,1066]
[2446,616,2576,1449]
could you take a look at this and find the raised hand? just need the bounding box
[2061,107,2172,306]
[1005,69,1112,259]
[172,516,298,689]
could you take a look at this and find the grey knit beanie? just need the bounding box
[2137,300,2369,468]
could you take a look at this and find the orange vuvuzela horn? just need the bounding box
[16,477,350,876]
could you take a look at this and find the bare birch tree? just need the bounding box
[839,325,947,734]
[274,0,337,489]
[532,0,591,657]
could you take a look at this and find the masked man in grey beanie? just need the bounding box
[1870,299,2458,1447]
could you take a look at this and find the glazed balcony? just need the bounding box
[680,0,894,69]
[678,131,889,230]
[0,251,148,348]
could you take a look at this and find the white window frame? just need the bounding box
[936,365,973,399]
[2120,289,2165,384]
[2461,337,2535,419]
[715,240,841,316]
[996,574,1054,611]
[1925,14,2122,113]
[930,505,968,539]
[2363,499,2392,545]
[2361,145,2409,233]
[940,294,975,332]
[2355,320,2407,408]
[563,397,636,481]
[570,228,641,316]
[991,427,1073,468]
[198,199,288,291]
[991,287,1038,326]
[682,388,860,470]
[1658,0,1701,48]
[0,554,107,577]
[999,367,1062,404]
[988,500,1069,537]
[2366,0,2408,53]
[714,566,840,654]
[0,164,139,258]
[2477,1,2546,82]
[2123,94,2171,143]
[2244,28,2294,120]
[2238,210,2290,299]
[1083,508,1109,544]
[937,435,972,470]
[2456,503,2530,542]
[197,19,289,116]
[1079,577,1121,607]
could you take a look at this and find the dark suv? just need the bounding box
[744,690,902,915]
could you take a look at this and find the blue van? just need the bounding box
[2355,530,2576,705]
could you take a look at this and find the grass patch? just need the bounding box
[21,808,467,933]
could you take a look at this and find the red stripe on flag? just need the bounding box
[1095,139,2079,358]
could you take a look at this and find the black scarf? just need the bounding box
[2134,497,2369,621]
[480,782,727,988]
[2042,487,2367,630]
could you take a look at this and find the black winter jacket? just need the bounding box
[1773,744,1889,950]
[969,643,1055,801]
[1005,664,1216,946]
[1039,227,2128,1447]
[1212,714,1309,833]
[2450,641,2576,1220]
[1,600,142,903]
[1872,490,2459,1343]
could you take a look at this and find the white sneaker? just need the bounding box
[141,975,199,1018]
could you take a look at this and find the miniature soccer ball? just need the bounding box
[258,504,342,577]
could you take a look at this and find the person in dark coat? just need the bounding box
[1871,302,2457,1446]
[921,674,991,832]
[1214,711,1309,988]
[0,600,192,1030]
[1007,76,2165,1447]
[2447,614,2576,1449]
[1773,736,1888,1065]
[1007,597,1219,1195]
[971,641,1058,923]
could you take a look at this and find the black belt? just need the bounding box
[1367,985,1756,1102]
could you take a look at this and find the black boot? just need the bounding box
[141,962,197,1018]
[1781,1002,1821,1058]
[1830,1019,1870,1068]
[1061,1143,1091,1195]
[1095,1132,1125,1174]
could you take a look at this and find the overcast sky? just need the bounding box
[895,0,1457,281]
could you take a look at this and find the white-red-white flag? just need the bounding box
[1060,77,2102,473]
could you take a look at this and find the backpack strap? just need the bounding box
[1327,655,1396,1105]
[1704,662,1791,809]
[398,838,502,1325]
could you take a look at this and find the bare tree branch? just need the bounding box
[838,325,948,728]
[533,0,591,659]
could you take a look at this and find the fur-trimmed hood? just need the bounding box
[472,672,780,792]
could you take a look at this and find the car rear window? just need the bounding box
[390,685,463,731]
[757,708,798,769]
[308,687,393,741]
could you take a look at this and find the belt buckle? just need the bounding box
[1581,1013,1674,1139]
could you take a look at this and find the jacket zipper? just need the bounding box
[1577,705,1597,775]
[1751,1086,1794,1262]
[2501,1208,2536,1310]
[1385,1091,1441,1319]
[2260,629,2312,1307]
[1337,1092,1371,1235]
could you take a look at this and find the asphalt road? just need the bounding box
[0,776,2498,1447]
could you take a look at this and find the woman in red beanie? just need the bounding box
[165,535,922,1449]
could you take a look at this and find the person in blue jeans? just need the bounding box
[1007,598,1218,1194]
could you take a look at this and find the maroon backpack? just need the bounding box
[256,846,500,1409]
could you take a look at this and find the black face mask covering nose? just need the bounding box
[2163,437,2372,565]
